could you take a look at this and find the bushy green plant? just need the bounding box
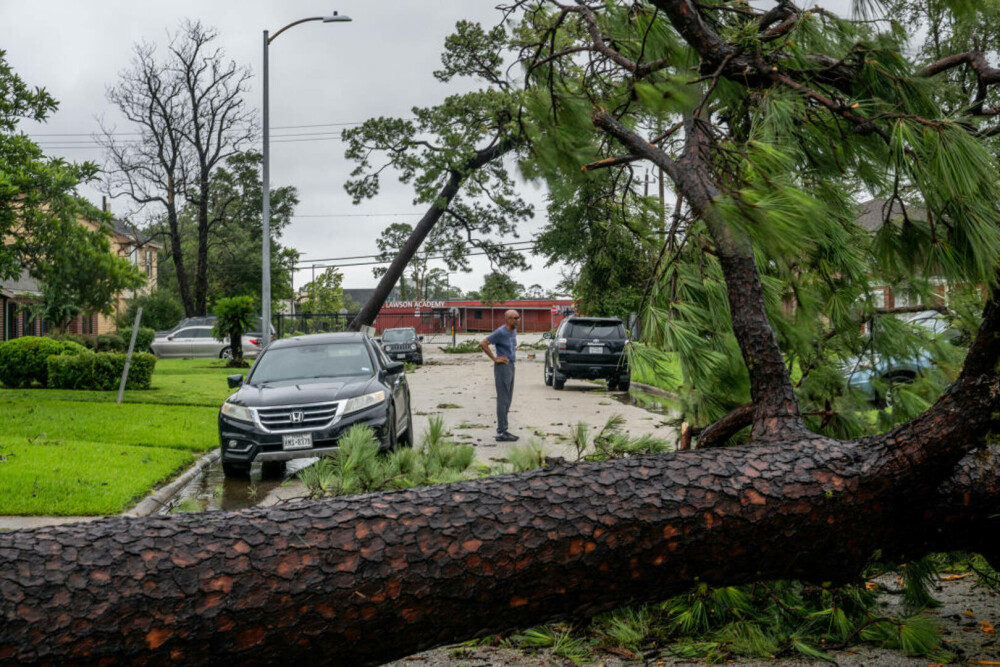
[116,288,184,332]
[0,336,65,387]
[91,352,156,390]
[212,295,256,365]
[95,333,126,352]
[133,326,156,353]
[441,339,482,353]
[47,351,96,389]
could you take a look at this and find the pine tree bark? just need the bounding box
[1,375,997,665]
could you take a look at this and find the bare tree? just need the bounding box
[101,20,256,316]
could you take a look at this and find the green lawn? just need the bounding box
[0,358,235,516]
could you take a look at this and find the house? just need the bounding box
[856,198,949,310]
[0,214,159,341]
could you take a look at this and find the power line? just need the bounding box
[26,118,411,139]
[293,213,424,218]
[296,241,535,264]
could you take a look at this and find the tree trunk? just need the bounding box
[165,200,195,318]
[348,141,514,332]
[2,378,997,664]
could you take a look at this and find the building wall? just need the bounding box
[373,299,576,335]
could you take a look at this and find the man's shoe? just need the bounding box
[495,431,519,442]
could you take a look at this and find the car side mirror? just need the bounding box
[542,332,553,339]
[386,361,405,376]
[418,336,424,342]
[166,336,174,341]
[226,374,244,389]
[375,338,381,344]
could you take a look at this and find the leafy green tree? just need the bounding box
[212,295,255,366]
[101,21,256,316]
[479,272,523,304]
[0,51,144,327]
[116,288,185,332]
[150,150,298,312]
[345,21,532,328]
[373,222,457,300]
[300,268,348,316]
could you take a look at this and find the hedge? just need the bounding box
[47,352,156,391]
[0,337,66,387]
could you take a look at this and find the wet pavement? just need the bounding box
[159,458,315,514]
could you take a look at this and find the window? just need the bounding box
[22,309,32,336]
[474,310,482,320]
[129,247,138,265]
[421,312,431,323]
[145,250,153,277]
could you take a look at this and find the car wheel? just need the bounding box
[380,406,398,452]
[607,377,618,390]
[222,461,250,478]
[618,376,631,392]
[397,402,414,448]
[220,347,233,360]
[544,360,554,386]
[261,460,286,479]
[553,375,565,390]
[415,355,423,365]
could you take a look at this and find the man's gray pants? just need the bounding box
[494,362,515,433]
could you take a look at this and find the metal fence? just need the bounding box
[275,312,359,338]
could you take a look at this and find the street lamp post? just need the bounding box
[262,11,352,349]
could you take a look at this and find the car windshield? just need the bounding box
[382,329,415,342]
[566,321,625,339]
[249,342,374,383]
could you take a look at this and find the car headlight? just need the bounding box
[344,390,386,415]
[410,343,417,350]
[221,401,253,422]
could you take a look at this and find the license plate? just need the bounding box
[394,354,406,359]
[282,433,313,450]
[588,346,603,354]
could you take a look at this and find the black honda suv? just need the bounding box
[218,332,412,478]
[543,316,630,391]
[378,327,423,364]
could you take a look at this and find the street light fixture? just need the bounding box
[262,11,352,349]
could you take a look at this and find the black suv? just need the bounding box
[543,316,630,391]
[378,327,424,364]
[218,333,412,478]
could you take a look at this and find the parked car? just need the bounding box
[842,352,935,407]
[543,316,630,391]
[218,332,412,478]
[378,327,424,364]
[157,316,275,338]
[149,325,263,360]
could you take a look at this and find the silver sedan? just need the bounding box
[150,326,262,359]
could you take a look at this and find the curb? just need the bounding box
[123,449,220,517]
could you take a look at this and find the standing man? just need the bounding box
[480,309,520,442]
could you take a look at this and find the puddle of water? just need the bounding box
[160,457,316,514]
[613,389,677,415]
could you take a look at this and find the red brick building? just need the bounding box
[373,299,576,335]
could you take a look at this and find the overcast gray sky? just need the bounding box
[2,0,856,295]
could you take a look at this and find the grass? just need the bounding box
[0,358,233,515]
[0,436,197,515]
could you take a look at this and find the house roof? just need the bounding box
[0,269,41,298]
[856,198,928,232]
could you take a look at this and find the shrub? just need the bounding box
[134,327,156,353]
[46,351,155,390]
[95,333,126,352]
[0,336,65,387]
[54,332,96,350]
[116,288,185,332]
[57,339,90,356]
[47,352,96,390]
